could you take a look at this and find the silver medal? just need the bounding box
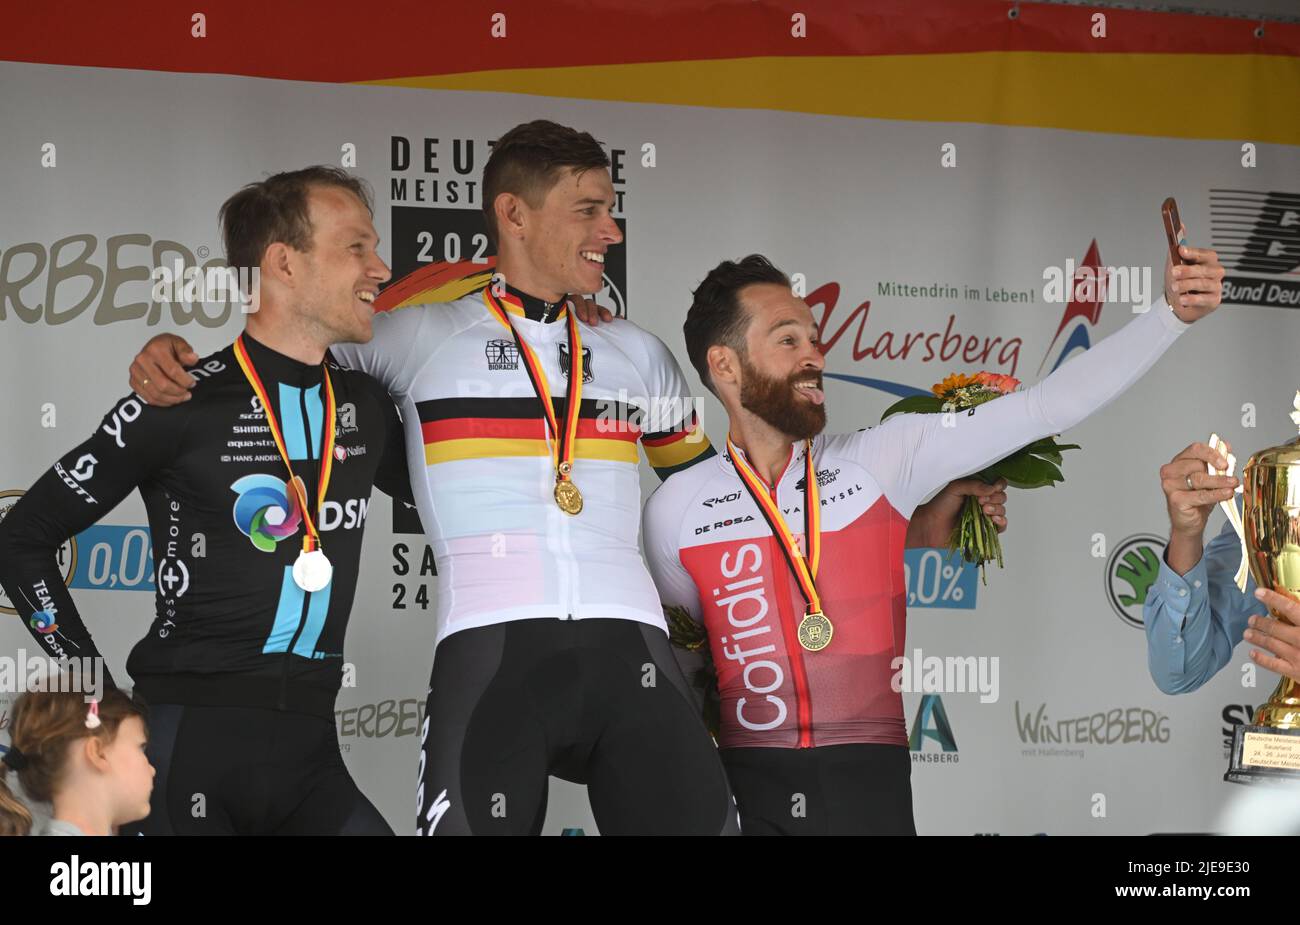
[292,549,333,592]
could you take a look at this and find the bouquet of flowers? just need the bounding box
[881,371,1079,584]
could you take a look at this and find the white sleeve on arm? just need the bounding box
[329,306,426,397]
[642,483,704,622]
[856,298,1191,515]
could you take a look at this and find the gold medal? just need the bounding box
[797,611,833,651]
[554,479,583,515]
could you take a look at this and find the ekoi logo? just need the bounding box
[29,610,59,634]
[230,474,304,552]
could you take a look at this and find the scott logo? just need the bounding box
[69,454,97,481]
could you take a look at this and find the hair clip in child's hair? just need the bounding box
[85,700,102,730]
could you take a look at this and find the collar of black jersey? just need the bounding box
[240,331,326,385]
[497,281,570,324]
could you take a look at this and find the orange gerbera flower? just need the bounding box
[932,372,977,397]
[974,371,1021,394]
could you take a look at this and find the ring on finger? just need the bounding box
[1185,474,1194,491]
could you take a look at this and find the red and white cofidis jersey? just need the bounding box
[331,288,711,643]
[642,299,1189,749]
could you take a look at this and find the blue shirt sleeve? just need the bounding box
[1144,510,1261,694]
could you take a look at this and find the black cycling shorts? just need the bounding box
[721,742,917,835]
[416,618,740,835]
[123,700,392,836]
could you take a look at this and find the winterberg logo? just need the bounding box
[230,474,304,552]
[909,694,958,764]
[1106,533,1167,629]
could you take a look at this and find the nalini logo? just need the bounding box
[230,474,304,552]
[29,610,58,634]
[909,694,959,763]
[1106,533,1167,629]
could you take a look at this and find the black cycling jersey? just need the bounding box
[0,334,410,720]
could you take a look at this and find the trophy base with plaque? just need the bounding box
[1226,723,1300,785]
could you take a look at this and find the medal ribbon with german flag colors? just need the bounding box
[233,334,336,556]
[725,436,822,614]
[481,287,583,490]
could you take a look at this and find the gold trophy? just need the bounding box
[1223,394,1300,783]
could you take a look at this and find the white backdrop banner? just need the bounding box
[1,48,1297,834]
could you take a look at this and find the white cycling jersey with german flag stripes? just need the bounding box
[642,298,1189,749]
[331,287,712,643]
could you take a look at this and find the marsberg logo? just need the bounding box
[1106,533,1167,629]
[808,240,1109,400]
[1037,241,1109,375]
[29,610,59,634]
[230,474,304,551]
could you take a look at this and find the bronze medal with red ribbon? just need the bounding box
[482,288,585,515]
[725,436,832,651]
[233,335,337,591]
